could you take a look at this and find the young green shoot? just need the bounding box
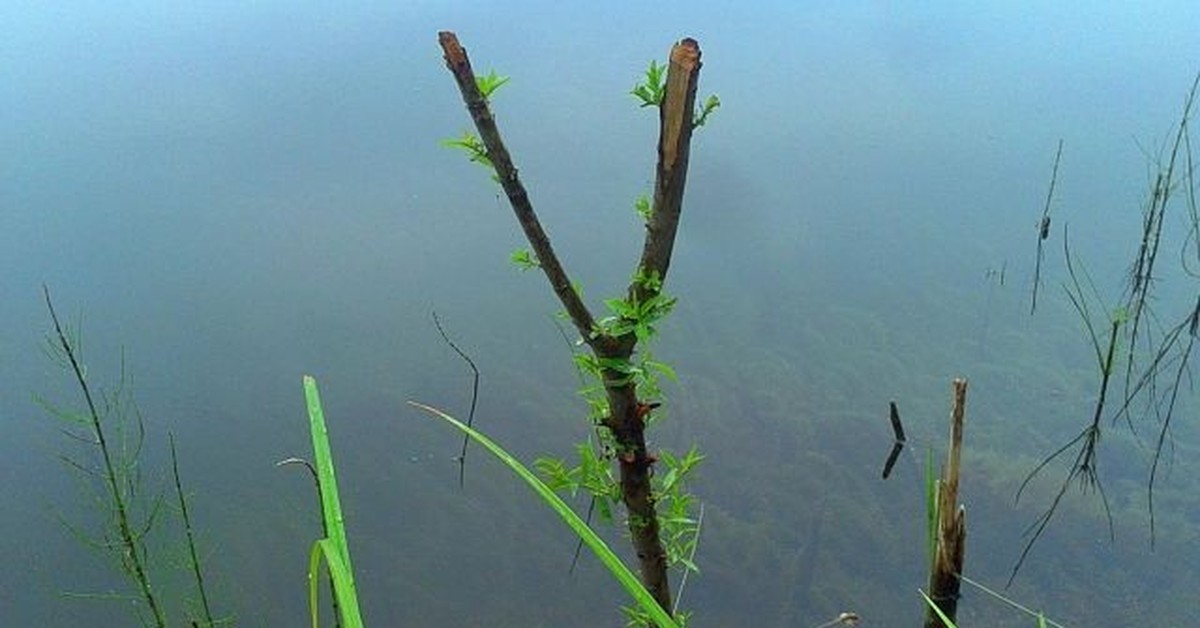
[635,194,652,221]
[693,95,721,128]
[442,131,493,169]
[475,70,510,100]
[510,248,541,270]
[632,59,720,128]
[631,60,666,107]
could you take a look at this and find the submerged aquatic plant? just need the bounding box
[1016,72,1200,582]
[40,286,169,628]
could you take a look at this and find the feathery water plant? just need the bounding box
[41,286,168,628]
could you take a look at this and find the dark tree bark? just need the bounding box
[439,31,703,616]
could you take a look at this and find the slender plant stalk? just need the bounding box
[1030,139,1063,315]
[44,285,167,628]
[169,432,217,627]
[431,311,480,489]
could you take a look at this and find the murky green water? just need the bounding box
[3,3,1198,625]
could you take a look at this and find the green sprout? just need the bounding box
[597,291,677,343]
[475,70,510,101]
[694,94,720,127]
[442,131,501,182]
[631,60,666,107]
[634,194,652,221]
[510,248,541,271]
[442,131,492,168]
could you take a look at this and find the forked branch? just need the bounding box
[438,31,599,348]
[438,31,705,616]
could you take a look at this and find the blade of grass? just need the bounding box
[925,446,938,568]
[309,538,362,628]
[408,400,679,628]
[303,376,364,628]
[920,589,957,628]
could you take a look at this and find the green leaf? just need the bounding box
[659,468,679,494]
[598,356,640,376]
[604,297,638,318]
[635,194,652,221]
[534,456,580,494]
[920,589,957,628]
[441,131,494,170]
[409,401,679,628]
[308,538,364,628]
[693,94,721,128]
[631,60,666,108]
[303,376,364,628]
[925,445,939,569]
[679,445,704,470]
[510,248,541,271]
[475,70,510,100]
[572,353,602,377]
[633,268,663,291]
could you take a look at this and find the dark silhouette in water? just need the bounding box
[881,401,906,480]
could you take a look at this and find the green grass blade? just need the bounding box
[409,400,679,628]
[308,540,322,628]
[309,538,364,628]
[921,589,957,628]
[304,376,364,628]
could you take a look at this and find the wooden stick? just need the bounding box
[925,378,968,628]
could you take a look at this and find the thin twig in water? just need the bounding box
[569,497,596,575]
[1031,139,1063,315]
[432,311,480,489]
[1145,298,1198,543]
